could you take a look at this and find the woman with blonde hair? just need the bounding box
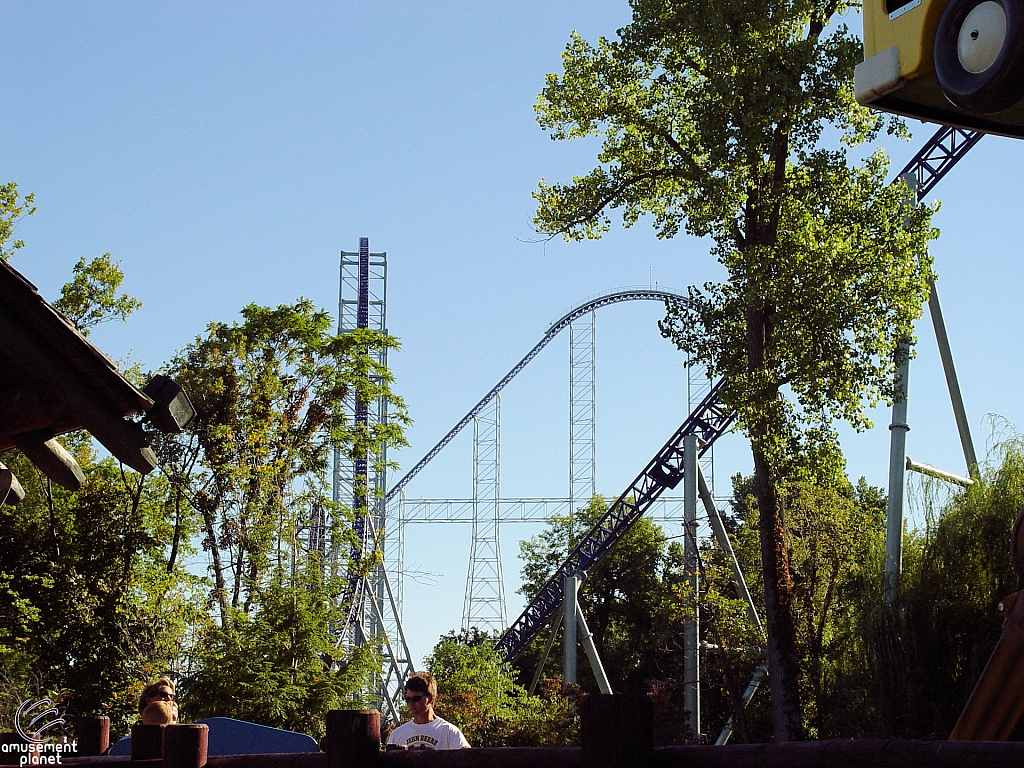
[138,679,176,716]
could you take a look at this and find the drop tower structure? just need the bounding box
[334,237,413,721]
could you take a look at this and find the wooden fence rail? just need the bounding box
[6,696,1024,768]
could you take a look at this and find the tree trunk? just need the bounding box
[747,305,804,741]
[199,500,229,625]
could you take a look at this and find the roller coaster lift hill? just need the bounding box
[348,1,1023,735]
[497,0,1024,736]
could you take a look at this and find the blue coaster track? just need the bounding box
[494,124,983,663]
[384,286,692,504]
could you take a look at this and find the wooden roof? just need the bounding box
[0,259,158,475]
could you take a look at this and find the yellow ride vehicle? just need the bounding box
[856,0,1024,137]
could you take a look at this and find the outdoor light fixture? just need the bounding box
[143,375,197,434]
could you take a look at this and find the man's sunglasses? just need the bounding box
[404,695,427,704]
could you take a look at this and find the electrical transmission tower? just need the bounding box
[333,238,413,722]
[569,311,596,521]
[462,395,507,632]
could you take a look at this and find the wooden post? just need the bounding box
[0,733,23,767]
[76,716,110,757]
[324,710,380,768]
[162,724,208,768]
[580,694,653,768]
[131,724,166,761]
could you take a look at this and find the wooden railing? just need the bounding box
[6,696,1024,768]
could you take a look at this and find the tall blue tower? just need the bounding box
[333,238,412,721]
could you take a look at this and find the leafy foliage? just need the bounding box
[180,572,380,739]
[532,0,936,738]
[0,445,204,736]
[0,182,35,262]
[870,439,1024,738]
[54,254,143,335]
[154,300,408,726]
[424,629,578,747]
[715,474,888,739]
[158,300,409,624]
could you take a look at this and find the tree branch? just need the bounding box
[539,166,693,236]
[629,114,706,179]
[808,0,841,41]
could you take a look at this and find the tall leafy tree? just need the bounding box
[160,301,409,624]
[0,181,35,262]
[532,0,935,738]
[159,300,409,721]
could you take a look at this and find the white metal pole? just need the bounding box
[885,342,910,603]
[927,276,979,477]
[577,606,613,694]
[698,467,762,635]
[563,573,579,687]
[683,434,700,734]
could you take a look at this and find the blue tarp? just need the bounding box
[108,717,319,756]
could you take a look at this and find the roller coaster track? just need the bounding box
[384,286,691,504]
[495,124,983,663]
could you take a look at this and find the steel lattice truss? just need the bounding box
[495,378,735,661]
[495,124,983,663]
[897,127,982,201]
[463,395,506,632]
[569,312,597,511]
[385,287,691,504]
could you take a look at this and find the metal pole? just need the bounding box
[563,573,579,687]
[577,606,613,694]
[927,276,979,477]
[884,172,919,605]
[885,341,910,603]
[683,434,700,734]
[529,605,564,696]
[698,467,762,635]
[715,664,767,745]
[906,456,974,488]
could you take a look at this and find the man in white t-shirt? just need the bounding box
[385,671,471,751]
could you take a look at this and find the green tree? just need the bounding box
[424,629,578,747]
[158,300,409,723]
[532,0,936,738]
[159,300,409,624]
[180,568,380,739]
[0,182,35,262]
[0,444,206,736]
[54,254,143,335]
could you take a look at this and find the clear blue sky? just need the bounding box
[4,2,1023,668]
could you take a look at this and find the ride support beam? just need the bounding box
[683,435,700,734]
[563,573,579,687]
[885,338,911,604]
[927,276,979,477]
